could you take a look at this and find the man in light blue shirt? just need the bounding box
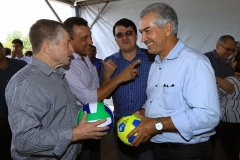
[129,3,220,160]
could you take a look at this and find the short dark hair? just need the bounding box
[12,39,23,46]
[25,50,33,57]
[29,19,68,54]
[112,18,137,37]
[90,45,96,49]
[63,17,88,40]
[5,48,11,56]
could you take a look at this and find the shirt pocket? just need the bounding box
[162,86,180,110]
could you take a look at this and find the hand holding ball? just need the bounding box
[117,114,141,145]
[77,102,114,135]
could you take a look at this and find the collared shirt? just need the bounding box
[64,53,99,105]
[0,58,27,117]
[100,46,154,119]
[143,40,220,144]
[204,50,234,78]
[5,57,82,159]
[218,76,240,123]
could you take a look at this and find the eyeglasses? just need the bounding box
[115,30,134,39]
[218,43,236,53]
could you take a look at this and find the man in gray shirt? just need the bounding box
[5,19,108,160]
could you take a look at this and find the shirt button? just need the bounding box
[150,101,152,103]
[159,68,161,70]
[155,85,157,87]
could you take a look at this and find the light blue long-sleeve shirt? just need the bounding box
[143,40,220,144]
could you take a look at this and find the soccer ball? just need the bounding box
[117,114,141,145]
[77,102,114,135]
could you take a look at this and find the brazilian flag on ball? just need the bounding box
[77,102,114,135]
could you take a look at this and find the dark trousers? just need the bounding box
[0,117,12,160]
[113,119,153,160]
[216,121,240,160]
[152,139,213,160]
[77,139,101,160]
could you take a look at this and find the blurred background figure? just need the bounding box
[217,51,240,160]
[11,39,31,63]
[89,45,102,76]
[4,48,11,57]
[0,42,27,160]
[24,50,33,57]
[236,41,240,53]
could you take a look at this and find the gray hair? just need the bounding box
[217,35,235,45]
[140,2,178,36]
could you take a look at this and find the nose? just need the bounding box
[87,36,93,45]
[141,32,147,43]
[69,43,74,53]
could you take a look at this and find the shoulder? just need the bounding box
[9,58,27,68]
[104,52,118,61]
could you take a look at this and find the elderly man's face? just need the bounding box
[216,39,236,62]
[139,12,169,55]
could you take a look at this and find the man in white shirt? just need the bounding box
[11,39,31,63]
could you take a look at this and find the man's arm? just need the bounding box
[129,58,220,146]
[97,60,141,101]
[216,76,234,93]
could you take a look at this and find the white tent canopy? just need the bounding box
[53,0,240,59]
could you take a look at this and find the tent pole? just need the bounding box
[45,0,62,23]
[90,2,109,29]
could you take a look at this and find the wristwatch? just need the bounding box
[155,117,163,133]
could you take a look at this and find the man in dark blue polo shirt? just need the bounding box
[0,42,27,160]
[204,35,236,93]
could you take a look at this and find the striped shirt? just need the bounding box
[219,76,240,123]
[5,57,82,160]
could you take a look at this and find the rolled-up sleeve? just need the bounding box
[171,59,220,140]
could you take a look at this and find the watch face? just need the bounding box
[156,123,163,130]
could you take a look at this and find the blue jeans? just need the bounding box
[152,139,213,160]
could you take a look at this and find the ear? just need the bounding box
[216,43,220,51]
[42,41,51,55]
[165,22,173,37]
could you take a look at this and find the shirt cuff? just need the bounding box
[171,113,193,141]
[53,129,72,157]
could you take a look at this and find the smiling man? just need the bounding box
[63,17,140,160]
[100,18,155,160]
[128,3,220,160]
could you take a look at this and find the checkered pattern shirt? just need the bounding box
[5,57,82,159]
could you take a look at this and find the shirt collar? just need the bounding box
[31,57,65,77]
[155,39,185,62]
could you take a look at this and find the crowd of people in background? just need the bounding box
[0,2,240,160]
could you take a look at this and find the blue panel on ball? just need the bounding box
[104,106,114,122]
[132,119,140,127]
[118,123,126,132]
[128,135,136,143]
[83,105,91,114]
